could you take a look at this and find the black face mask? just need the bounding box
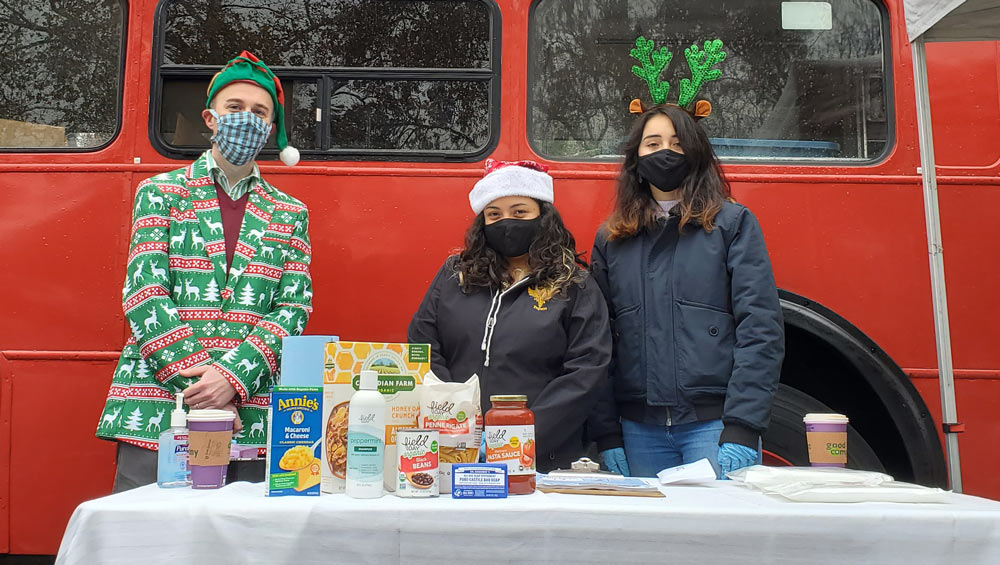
[636,149,690,192]
[484,217,540,258]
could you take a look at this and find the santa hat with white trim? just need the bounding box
[469,159,554,215]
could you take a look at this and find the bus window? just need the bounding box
[0,0,125,150]
[528,0,889,162]
[327,79,490,152]
[153,0,499,161]
[159,78,320,152]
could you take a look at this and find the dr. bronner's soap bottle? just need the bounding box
[346,370,385,498]
[157,393,190,488]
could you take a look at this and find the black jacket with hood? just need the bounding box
[407,256,612,472]
[589,202,785,449]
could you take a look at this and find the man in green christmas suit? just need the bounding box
[97,51,312,491]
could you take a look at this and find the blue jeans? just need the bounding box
[622,418,724,478]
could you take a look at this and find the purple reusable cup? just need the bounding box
[187,409,236,489]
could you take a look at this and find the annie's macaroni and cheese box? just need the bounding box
[322,342,431,494]
[266,386,323,496]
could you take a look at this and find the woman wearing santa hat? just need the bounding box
[407,159,613,472]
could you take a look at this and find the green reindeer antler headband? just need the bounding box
[629,36,726,118]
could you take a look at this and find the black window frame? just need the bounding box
[525,0,895,166]
[0,0,128,154]
[149,0,502,163]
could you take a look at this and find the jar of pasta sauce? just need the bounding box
[484,395,535,495]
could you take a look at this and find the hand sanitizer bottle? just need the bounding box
[157,393,190,488]
[346,370,385,498]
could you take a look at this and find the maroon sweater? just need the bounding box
[215,187,249,274]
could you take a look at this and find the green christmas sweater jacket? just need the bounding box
[96,152,313,453]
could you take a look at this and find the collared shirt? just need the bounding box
[204,150,261,200]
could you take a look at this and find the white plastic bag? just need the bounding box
[767,482,952,503]
[727,465,894,489]
[726,465,949,503]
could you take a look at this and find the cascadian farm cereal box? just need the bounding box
[266,386,323,496]
[322,342,431,493]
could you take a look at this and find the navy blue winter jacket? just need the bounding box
[589,202,784,449]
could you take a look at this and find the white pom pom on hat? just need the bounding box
[279,146,300,167]
[469,159,554,215]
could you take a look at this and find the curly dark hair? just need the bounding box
[454,201,587,294]
[605,104,732,240]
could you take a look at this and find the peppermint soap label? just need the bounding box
[347,426,384,480]
[345,370,386,498]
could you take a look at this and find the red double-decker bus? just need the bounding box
[1,0,998,556]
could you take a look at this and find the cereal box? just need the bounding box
[266,386,323,496]
[322,342,431,493]
[279,335,338,387]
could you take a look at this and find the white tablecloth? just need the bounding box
[56,481,1000,564]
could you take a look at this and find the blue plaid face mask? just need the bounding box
[210,109,271,166]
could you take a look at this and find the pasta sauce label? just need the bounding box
[485,425,535,476]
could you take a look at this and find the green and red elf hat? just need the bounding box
[206,50,299,166]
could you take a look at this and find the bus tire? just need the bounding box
[764,383,886,472]
[777,290,946,486]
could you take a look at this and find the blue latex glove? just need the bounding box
[479,436,486,462]
[717,442,758,479]
[600,447,630,476]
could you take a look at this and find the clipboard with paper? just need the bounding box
[536,458,666,498]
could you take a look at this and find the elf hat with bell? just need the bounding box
[206,50,299,166]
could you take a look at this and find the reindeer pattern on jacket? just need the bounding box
[97,151,314,450]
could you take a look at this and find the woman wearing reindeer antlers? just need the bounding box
[589,37,784,479]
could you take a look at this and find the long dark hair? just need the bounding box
[605,104,731,240]
[454,201,587,293]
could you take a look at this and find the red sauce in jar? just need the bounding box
[484,395,536,495]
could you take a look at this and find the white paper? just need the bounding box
[657,458,717,485]
[781,2,833,30]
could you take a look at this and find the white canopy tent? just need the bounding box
[902,0,1000,492]
[904,0,1000,42]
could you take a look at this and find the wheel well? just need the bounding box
[777,289,947,486]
